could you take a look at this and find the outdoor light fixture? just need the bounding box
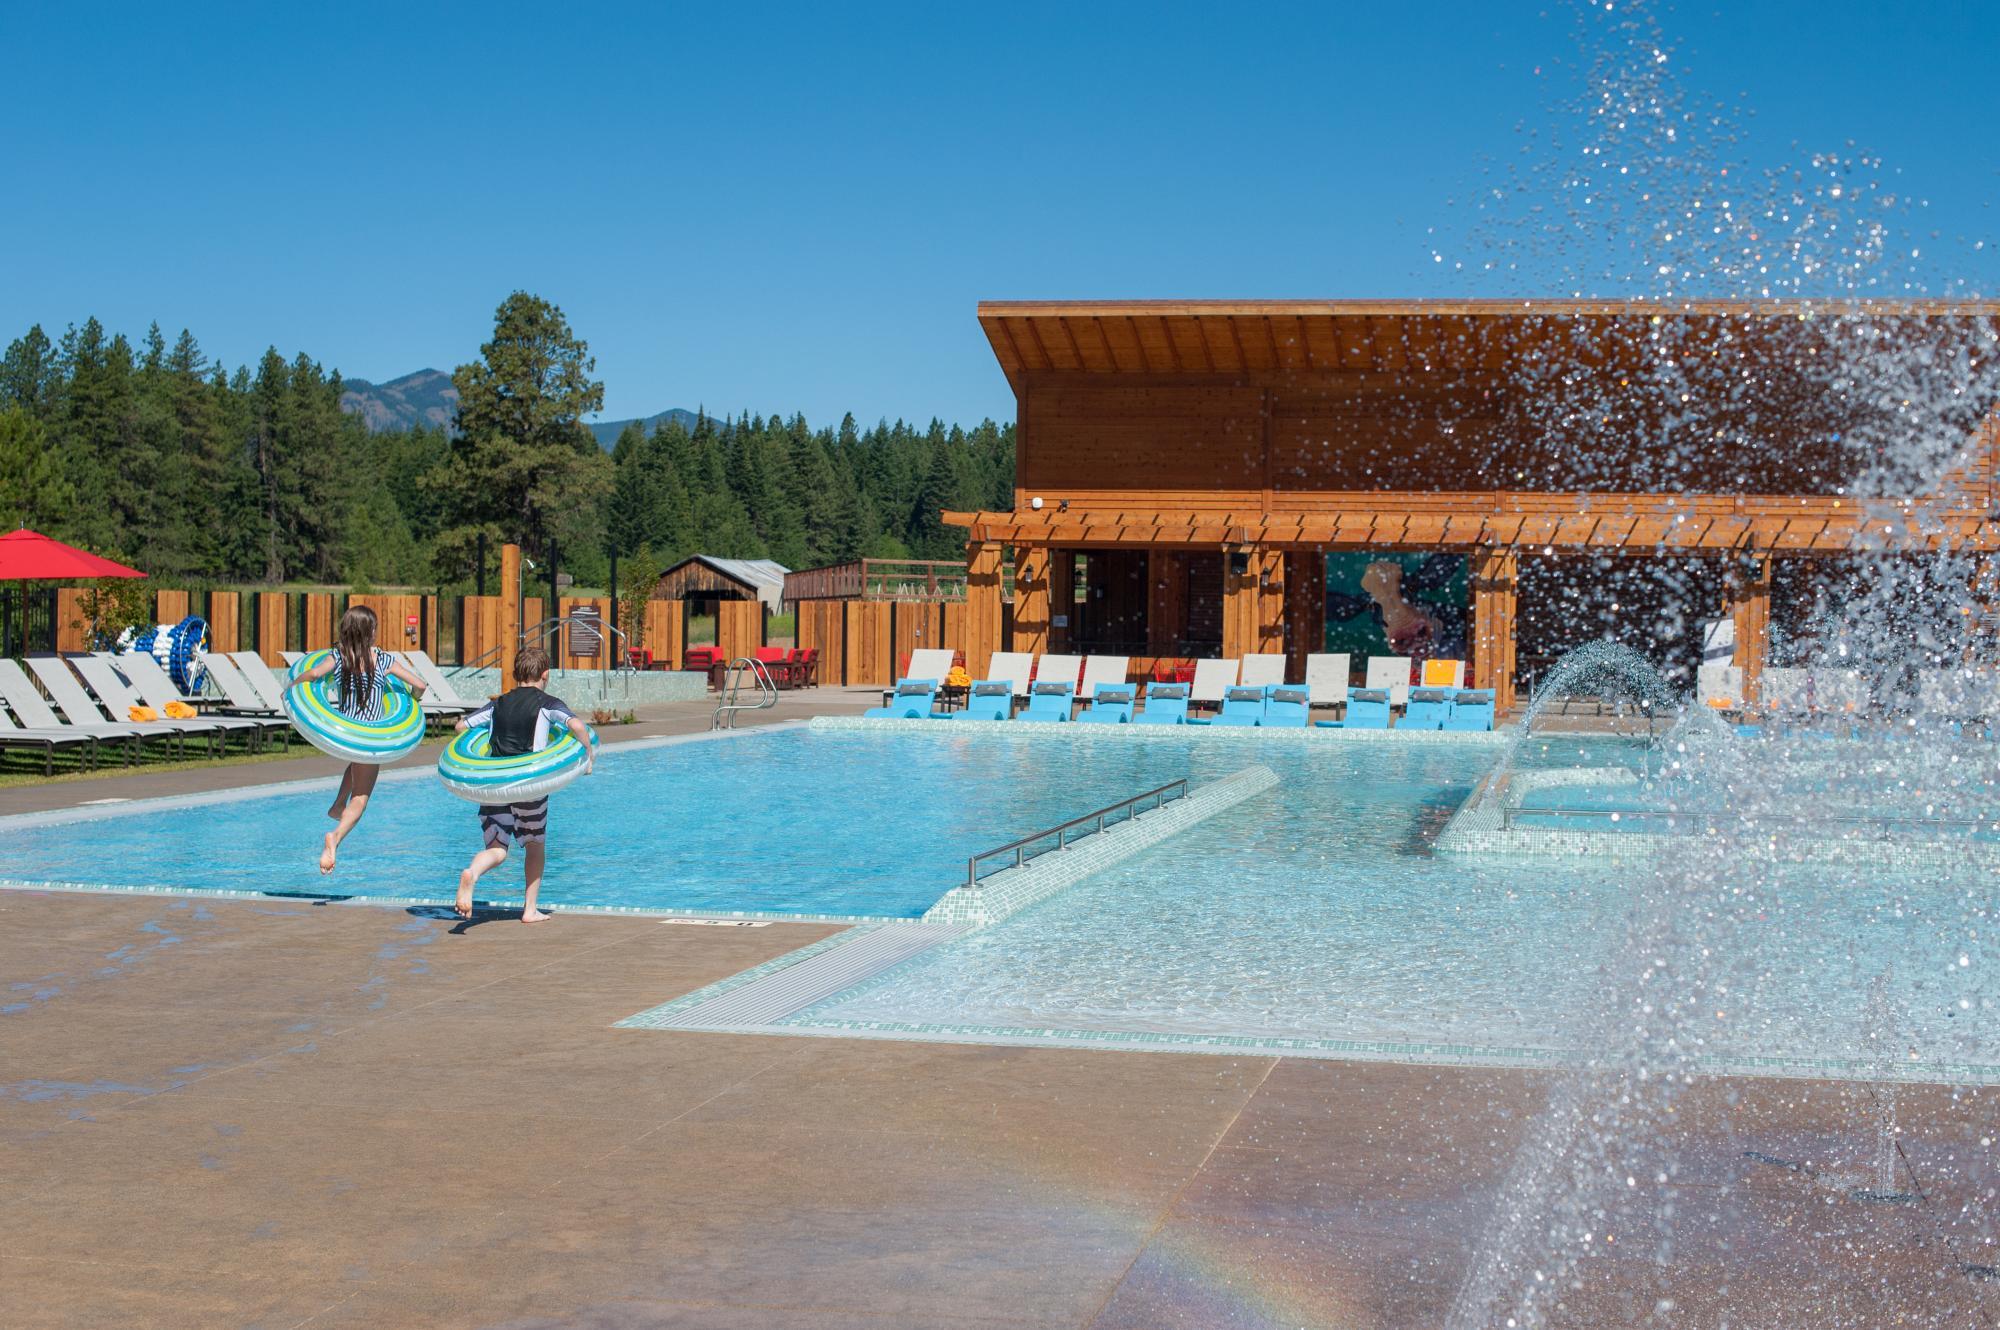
[1030,496,1044,510]
[1057,499,1069,512]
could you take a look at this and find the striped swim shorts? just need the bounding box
[478,797,550,848]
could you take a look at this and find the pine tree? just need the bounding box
[430,292,610,577]
[0,407,77,531]
[0,326,59,416]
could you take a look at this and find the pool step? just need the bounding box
[635,923,964,1028]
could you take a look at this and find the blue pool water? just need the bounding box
[781,731,2000,1076]
[0,728,1220,918]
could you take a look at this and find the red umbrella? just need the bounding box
[0,529,146,580]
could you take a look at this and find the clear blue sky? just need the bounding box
[3,2,1995,426]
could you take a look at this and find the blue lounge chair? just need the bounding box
[864,678,938,719]
[1076,683,1136,724]
[1402,687,1451,730]
[957,680,1014,720]
[1018,680,1075,722]
[1214,685,1267,727]
[1135,681,1189,725]
[1317,687,1390,729]
[1444,688,1495,731]
[1262,685,1310,728]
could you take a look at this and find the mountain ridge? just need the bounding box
[338,368,704,450]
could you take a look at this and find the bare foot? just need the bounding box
[319,833,338,875]
[521,908,551,925]
[454,871,475,919]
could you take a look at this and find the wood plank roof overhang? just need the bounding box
[977,298,2000,391]
[942,495,2000,556]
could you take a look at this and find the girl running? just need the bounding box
[282,606,428,874]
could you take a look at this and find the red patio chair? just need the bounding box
[752,646,794,688]
[796,647,819,688]
[626,647,653,671]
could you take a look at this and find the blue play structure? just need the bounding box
[129,616,209,694]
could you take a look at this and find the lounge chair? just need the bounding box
[1080,656,1130,699]
[882,649,957,708]
[1319,687,1390,729]
[1190,658,1240,714]
[0,706,106,775]
[200,654,279,715]
[0,658,149,760]
[956,680,1014,721]
[111,652,273,748]
[1076,683,1136,724]
[400,650,479,716]
[1305,653,1350,713]
[280,650,304,666]
[863,678,939,719]
[1402,687,1452,730]
[753,646,796,688]
[1696,661,1743,711]
[56,656,218,756]
[1759,667,1810,719]
[1445,689,1496,731]
[1239,654,1286,691]
[985,651,1034,703]
[1018,680,1075,722]
[1262,685,1310,728]
[1135,681,1189,725]
[1363,656,1412,709]
[228,652,295,711]
[27,655,176,758]
[1214,685,1267,727]
[1035,654,1084,697]
[1421,658,1466,689]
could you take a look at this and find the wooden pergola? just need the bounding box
[947,299,2000,709]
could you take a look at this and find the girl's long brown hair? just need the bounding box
[336,605,379,712]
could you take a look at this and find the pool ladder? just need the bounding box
[712,657,779,730]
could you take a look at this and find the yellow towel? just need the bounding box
[127,705,160,722]
[947,665,970,688]
[163,701,197,719]
[1421,659,1462,687]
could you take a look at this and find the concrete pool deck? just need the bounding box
[5,889,1998,1328]
[4,700,1999,1327]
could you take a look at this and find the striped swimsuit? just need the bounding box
[333,648,394,721]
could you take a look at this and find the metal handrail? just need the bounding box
[712,657,778,729]
[965,779,1188,889]
[447,615,634,698]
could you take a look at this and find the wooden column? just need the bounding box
[964,539,1004,679]
[1253,551,1285,656]
[499,542,522,685]
[1471,548,1519,713]
[1048,549,1075,653]
[1147,550,1187,654]
[1730,554,1773,705]
[1012,546,1049,655]
[1220,550,1260,661]
[1283,551,1325,683]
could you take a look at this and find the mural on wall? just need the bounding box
[1324,553,1467,663]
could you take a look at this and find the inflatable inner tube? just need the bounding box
[282,649,425,765]
[436,724,597,805]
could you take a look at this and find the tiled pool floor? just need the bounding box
[5,890,1997,1329]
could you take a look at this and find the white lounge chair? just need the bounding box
[391,649,473,718]
[38,656,207,757]
[1364,656,1412,709]
[280,650,304,666]
[0,658,148,752]
[1190,658,1240,713]
[201,655,285,720]
[227,652,293,711]
[1419,658,1466,689]
[111,652,274,746]
[1080,656,1130,698]
[1239,654,1286,691]
[1305,653,1350,710]
[985,651,1034,700]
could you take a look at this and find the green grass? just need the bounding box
[0,741,328,790]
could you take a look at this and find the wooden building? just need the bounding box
[946,300,2000,708]
[652,556,790,609]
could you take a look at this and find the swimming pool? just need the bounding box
[763,730,2000,1079]
[0,726,1226,919]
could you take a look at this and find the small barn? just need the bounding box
[653,556,790,610]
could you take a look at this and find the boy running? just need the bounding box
[452,647,595,923]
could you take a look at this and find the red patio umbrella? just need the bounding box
[0,528,146,580]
